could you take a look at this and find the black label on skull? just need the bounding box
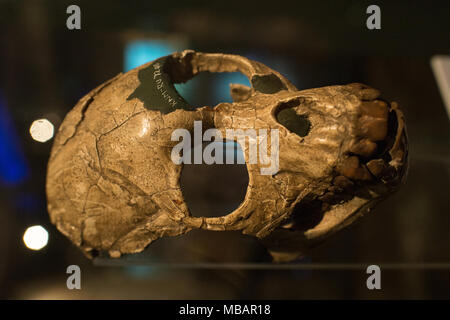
[127,56,193,114]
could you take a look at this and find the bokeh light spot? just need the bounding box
[29,119,54,143]
[23,225,49,251]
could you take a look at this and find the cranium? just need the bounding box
[46,50,408,262]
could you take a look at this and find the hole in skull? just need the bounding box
[276,100,311,137]
[180,141,249,218]
[175,72,251,107]
[284,198,325,231]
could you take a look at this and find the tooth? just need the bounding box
[347,83,380,100]
[350,138,377,157]
[359,116,388,141]
[319,192,335,202]
[366,159,386,177]
[337,156,372,180]
[360,100,388,119]
[333,175,354,189]
[360,88,381,100]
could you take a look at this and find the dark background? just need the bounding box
[0,0,449,299]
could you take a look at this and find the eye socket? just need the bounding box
[276,107,311,137]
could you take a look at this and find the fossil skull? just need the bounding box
[46,50,408,262]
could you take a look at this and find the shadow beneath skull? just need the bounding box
[141,228,272,263]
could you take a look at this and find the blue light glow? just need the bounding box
[124,40,177,72]
[0,91,29,185]
[213,72,250,103]
[123,39,194,101]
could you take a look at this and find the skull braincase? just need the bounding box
[46,51,408,261]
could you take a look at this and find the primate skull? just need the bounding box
[46,51,408,262]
